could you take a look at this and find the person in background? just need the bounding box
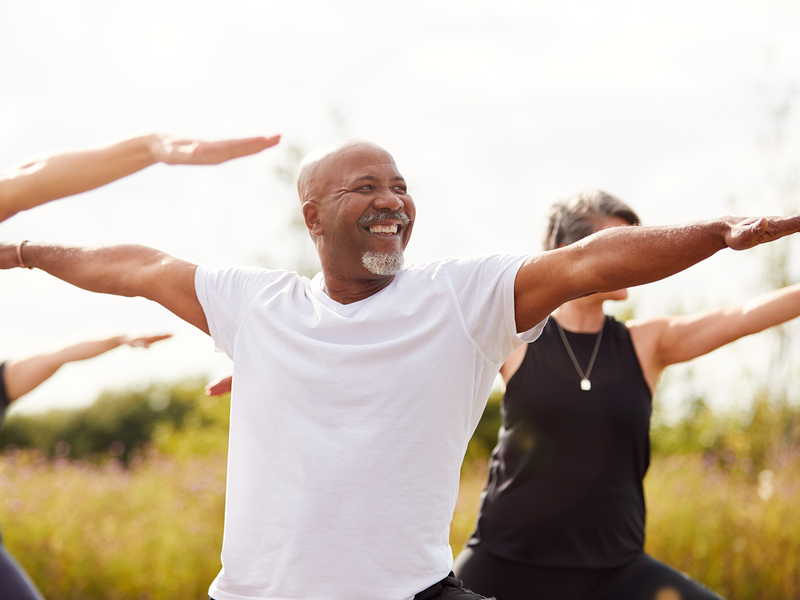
[454,190,800,600]
[0,333,171,600]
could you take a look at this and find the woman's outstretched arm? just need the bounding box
[3,334,171,401]
[628,282,800,391]
[0,133,279,222]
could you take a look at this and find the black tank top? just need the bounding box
[468,316,652,568]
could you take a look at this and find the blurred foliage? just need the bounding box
[463,389,502,468]
[644,451,800,599]
[0,379,230,461]
[650,393,800,478]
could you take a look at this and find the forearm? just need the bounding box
[738,282,800,333]
[55,336,128,363]
[2,240,208,333]
[0,135,158,222]
[13,241,168,298]
[568,220,730,296]
[3,337,125,401]
[633,282,800,371]
[514,217,763,332]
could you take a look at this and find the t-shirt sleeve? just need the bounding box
[443,254,547,364]
[195,266,275,358]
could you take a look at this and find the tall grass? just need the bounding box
[644,451,800,600]
[0,448,226,599]
[4,445,800,599]
[2,383,800,599]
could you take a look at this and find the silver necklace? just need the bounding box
[555,319,604,391]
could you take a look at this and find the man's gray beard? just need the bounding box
[361,251,405,276]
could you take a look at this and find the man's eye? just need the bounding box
[394,186,407,193]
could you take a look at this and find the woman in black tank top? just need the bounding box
[454,191,800,600]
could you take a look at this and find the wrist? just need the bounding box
[718,215,745,251]
[143,133,166,165]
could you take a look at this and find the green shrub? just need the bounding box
[0,379,229,461]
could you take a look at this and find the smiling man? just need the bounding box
[297,140,415,294]
[2,138,800,600]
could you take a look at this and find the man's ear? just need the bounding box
[302,201,322,236]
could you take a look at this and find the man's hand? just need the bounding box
[150,134,281,165]
[725,215,800,251]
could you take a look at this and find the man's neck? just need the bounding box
[320,270,396,304]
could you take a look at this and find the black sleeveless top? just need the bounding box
[468,316,652,568]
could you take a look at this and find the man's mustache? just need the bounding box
[357,211,411,226]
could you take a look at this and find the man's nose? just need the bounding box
[373,187,404,211]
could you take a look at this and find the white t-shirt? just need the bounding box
[196,254,545,600]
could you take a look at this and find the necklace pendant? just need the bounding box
[580,378,591,391]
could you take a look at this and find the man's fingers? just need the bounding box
[730,214,800,250]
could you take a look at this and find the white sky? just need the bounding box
[1,0,800,418]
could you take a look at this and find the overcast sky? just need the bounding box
[2,1,799,418]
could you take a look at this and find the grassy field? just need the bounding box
[0,448,226,599]
[2,384,799,599]
[2,445,800,599]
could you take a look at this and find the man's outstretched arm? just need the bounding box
[0,133,280,222]
[514,215,800,332]
[0,241,208,334]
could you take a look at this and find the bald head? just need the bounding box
[297,139,396,204]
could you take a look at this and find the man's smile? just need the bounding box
[368,224,399,234]
[358,210,411,238]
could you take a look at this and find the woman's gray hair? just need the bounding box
[543,190,640,251]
